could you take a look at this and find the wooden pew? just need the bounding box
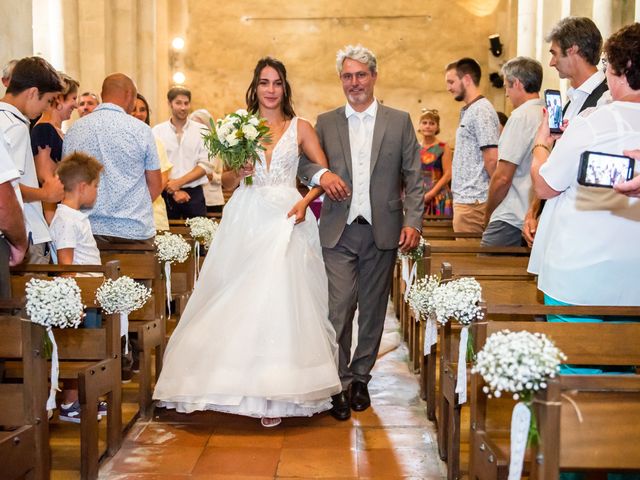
[167,220,198,316]
[8,262,123,480]
[469,312,640,480]
[0,314,49,480]
[96,242,165,419]
[436,262,538,480]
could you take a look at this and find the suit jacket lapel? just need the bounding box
[335,107,353,180]
[370,104,388,174]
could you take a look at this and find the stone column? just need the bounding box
[517,0,537,57]
[592,0,613,40]
[0,1,33,92]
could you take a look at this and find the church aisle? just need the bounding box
[98,306,446,479]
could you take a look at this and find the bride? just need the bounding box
[153,57,342,427]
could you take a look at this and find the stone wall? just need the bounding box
[179,0,515,145]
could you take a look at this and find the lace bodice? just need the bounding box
[251,117,299,188]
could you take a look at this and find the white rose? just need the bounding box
[225,133,239,147]
[248,116,260,126]
[235,108,248,117]
[242,124,258,141]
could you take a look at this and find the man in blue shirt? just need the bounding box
[64,74,162,242]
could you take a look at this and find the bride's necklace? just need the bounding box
[269,119,288,140]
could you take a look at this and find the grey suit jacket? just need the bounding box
[298,103,424,250]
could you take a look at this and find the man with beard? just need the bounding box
[153,87,210,219]
[445,58,500,233]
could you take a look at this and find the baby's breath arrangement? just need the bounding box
[430,277,483,326]
[202,109,271,185]
[472,330,566,401]
[398,237,427,262]
[154,232,190,264]
[407,274,440,321]
[185,216,219,249]
[96,276,151,315]
[25,277,85,410]
[472,330,566,478]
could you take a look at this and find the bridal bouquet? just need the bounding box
[25,277,85,410]
[472,330,566,478]
[185,216,219,250]
[202,109,271,185]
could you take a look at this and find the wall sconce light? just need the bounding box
[171,37,185,51]
[173,71,186,85]
[488,34,503,57]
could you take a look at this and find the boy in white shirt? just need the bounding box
[49,152,104,423]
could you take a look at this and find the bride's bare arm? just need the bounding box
[222,163,254,190]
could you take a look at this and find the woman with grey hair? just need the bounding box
[190,108,224,213]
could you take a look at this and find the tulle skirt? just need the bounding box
[153,184,341,417]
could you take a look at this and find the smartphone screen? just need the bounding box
[578,151,635,188]
[544,89,563,133]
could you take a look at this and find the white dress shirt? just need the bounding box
[152,119,211,189]
[564,70,607,120]
[346,100,377,224]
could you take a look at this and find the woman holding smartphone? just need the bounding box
[528,22,640,316]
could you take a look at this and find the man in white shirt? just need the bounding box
[482,57,544,247]
[0,57,64,264]
[523,17,608,246]
[0,135,27,298]
[153,87,210,219]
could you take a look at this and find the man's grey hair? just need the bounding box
[545,16,602,66]
[501,56,543,93]
[336,45,377,74]
[1,59,18,80]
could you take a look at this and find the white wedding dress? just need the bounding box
[154,118,341,417]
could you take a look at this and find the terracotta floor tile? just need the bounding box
[192,475,274,480]
[357,448,444,478]
[191,447,281,477]
[208,426,285,448]
[52,470,81,480]
[102,445,203,475]
[127,423,213,447]
[99,475,191,480]
[357,427,433,450]
[282,412,356,428]
[353,405,429,428]
[282,426,357,450]
[277,448,357,477]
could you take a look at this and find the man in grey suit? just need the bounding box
[299,45,424,420]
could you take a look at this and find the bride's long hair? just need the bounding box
[245,57,296,119]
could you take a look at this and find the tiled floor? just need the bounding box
[97,307,447,479]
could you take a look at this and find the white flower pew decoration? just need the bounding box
[407,274,441,352]
[25,277,85,410]
[471,330,566,480]
[185,216,219,280]
[430,277,483,404]
[154,232,190,315]
[398,237,427,301]
[96,276,151,354]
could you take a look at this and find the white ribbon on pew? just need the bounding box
[455,325,469,404]
[46,327,60,411]
[508,402,531,480]
[194,241,200,284]
[401,257,409,287]
[164,262,172,316]
[120,312,129,355]
[424,314,438,353]
[403,262,418,302]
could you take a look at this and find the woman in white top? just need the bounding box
[529,22,640,310]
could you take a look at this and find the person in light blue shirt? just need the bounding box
[63,73,162,241]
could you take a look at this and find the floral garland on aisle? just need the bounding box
[472,330,566,480]
[154,232,190,315]
[202,109,271,186]
[25,277,85,410]
[96,276,151,353]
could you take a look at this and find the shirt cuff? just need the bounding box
[310,168,329,187]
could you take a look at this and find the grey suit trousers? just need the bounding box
[323,222,397,389]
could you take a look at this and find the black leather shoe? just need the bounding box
[350,381,371,411]
[330,390,351,421]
